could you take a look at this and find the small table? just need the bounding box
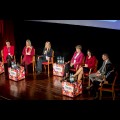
[8,66,25,81]
[53,63,65,77]
[0,62,4,74]
[62,78,82,97]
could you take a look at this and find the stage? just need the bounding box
[0,70,120,100]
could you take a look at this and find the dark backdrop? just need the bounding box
[14,20,120,69]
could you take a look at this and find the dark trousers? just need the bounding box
[64,62,74,77]
[4,55,13,79]
[92,81,100,97]
[83,67,90,73]
[21,61,28,72]
[6,55,13,67]
[36,57,47,72]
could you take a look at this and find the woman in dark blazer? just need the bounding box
[36,41,53,74]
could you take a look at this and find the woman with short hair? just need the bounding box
[3,40,15,67]
[63,45,84,79]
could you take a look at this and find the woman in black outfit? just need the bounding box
[36,41,53,74]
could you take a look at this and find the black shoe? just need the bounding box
[65,76,69,80]
[92,91,99,100]
[60,79,63,82]
[37,71,41,75]
[93,95,99,100]
[86,84,93,90]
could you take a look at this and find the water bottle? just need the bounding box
[70,73,74,83]
[58,56,60,64]
[14,62,17,69]
[62,57,64,64]
[72,73,74,82]
[11,61,14,68]
[69,73,72,82]
[13,62,15,69]
[61,57,63,64]
[59,56,61,64]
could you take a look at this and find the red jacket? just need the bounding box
[71,51,84,69]
[3,46,14,62]
[22,46,35,65]
[85,56,96,69]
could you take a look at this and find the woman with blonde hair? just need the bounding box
[36,41,53,74]
[21,39,35,66]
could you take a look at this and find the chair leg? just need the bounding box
[88,78,90,87]
[33,63,34,73]
[112,91,115,100]
[99,90,102,100]
[48,64,50,77]
[44,65,46,73]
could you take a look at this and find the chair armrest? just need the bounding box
[20,55,23,63]
[104,81,108,84]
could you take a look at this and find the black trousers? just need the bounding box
[36,57,47,72]
[83,67,90,73]
[91,81,100,97]
[6,55,13,67]
[64,62,74,76]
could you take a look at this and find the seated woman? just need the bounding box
[36,41,53,74]
[63,45,84,79]
[3,40,15,67]
[72,49,96,81]
[21,39,35,70]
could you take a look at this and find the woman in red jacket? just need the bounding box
[73,49,96,81]
[3,40,14,67]
[63,45,84,79]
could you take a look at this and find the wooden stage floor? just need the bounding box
[0,71,120,100]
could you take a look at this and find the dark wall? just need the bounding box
[14,20,120,69]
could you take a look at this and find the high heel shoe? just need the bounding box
[71,75,76,78]
[60,76,69,82]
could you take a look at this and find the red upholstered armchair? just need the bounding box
[98,71,118,100]
[42,50,54,77]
